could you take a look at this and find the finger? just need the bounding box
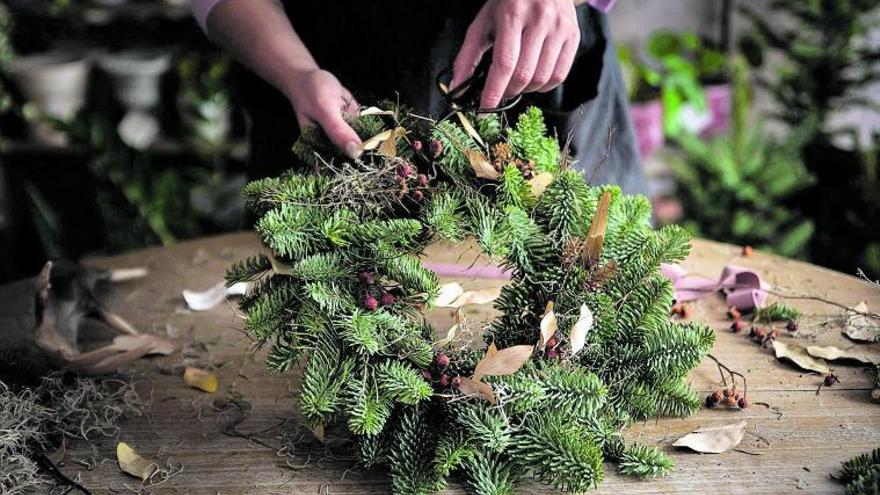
[504,25,547,98]
[315,103,363,159]
[538,36,578,93]
[342,92,360,117]
[524,35,564,93]
[452,16,490,90]
[480,19,523,109]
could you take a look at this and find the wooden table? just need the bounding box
[2,232,879,494]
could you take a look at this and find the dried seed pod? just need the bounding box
[681,304,693,320]
[439,374,452,387]
[705,394,719,408]
[363,294,379,311]
[724,395,738,407]
[435,352,450,368]
[737,396,750,409]
[381,292,397,306]
[428,139,443,158]
[786,320,799,332]
[417,174,430,187]
[824,374,840,387]
[712,390,724,402]
[412,140,423,151]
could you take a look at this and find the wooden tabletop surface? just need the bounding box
[2,232,879,494]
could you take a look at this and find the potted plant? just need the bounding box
[176,51,232,151]
[10,50,90,145]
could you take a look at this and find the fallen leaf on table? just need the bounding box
[806,345,879,365]
[184,367,218,393]
[359,129,393,151]
[773,341,832,374]
[466,149,500,180]
[113,334,175,356]
[182,281,249,311]
[434,282,465,307]
[845,302,880,342]
[539,302,557,348]
[529,172,554,198]
[116,441,157,481]
[457,376,497,404]
[672,420,747,454]
[472,345,533,380]
[569,304,594,357]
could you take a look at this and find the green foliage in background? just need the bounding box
[229,105,714,493]
[740,0,880,276]
[670,57,815,258]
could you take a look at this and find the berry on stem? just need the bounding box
[363,294,379,311]
[737,396,750,409]
[417,174,429,187]
[412,140,423,151]
[428,139,443,158]
[359,271,375,285]
[439,374,451,387]
[381,292,397,306]
[824,374,839,387]
[435,352,450,368]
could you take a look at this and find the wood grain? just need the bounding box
[1,232,878,494]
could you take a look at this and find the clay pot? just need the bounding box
[629,99,664,158]
[99,50,171,149]
[12,51,91,145]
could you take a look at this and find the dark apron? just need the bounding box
[236,1,646,195]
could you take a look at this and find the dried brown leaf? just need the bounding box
[183,367,219,393]
[582,191,612,264]
[772,341,832,374]
[457,112,486,148]
[312,423,326,443]
[466,149,500,180]
[359,129,393,151]
[434,282,465,307]
[116,441,157,481]
[472,345,533,381]
[672,420,747,454]
[569,304,594,357]
[539,302,557,348]
[378,127,406,158]
[806,345,879,365]
[447,287,502,307]
[529,172,554,198]
[457,377,497,404]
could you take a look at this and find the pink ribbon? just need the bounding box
[660,263,770,311]
[422,262,511,280]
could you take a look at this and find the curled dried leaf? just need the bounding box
[359,129,393,151]
[806,345,879,365]
[539,302,557,348]
[457,377,497,404]
[772,341,832,374]
[116,442,157,481]
[569,304,594,358]
[378,127,407,158]
[472,345,533,381]
[183,367,219,394]
[457,112,486,148]
[466,149,501,180]
[845,302,880,342]
[672,420,747,454]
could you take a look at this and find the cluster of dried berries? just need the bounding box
[705,387,749,409]
[671,301,693,320]
[422,352,461,389]
[490,142,537,179]
[359,271,397,311]
[394,160,430,202]
[749,326,779,347]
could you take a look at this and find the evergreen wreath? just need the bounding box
[227,103,715,494]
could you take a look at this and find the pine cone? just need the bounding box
[491,142,514,172]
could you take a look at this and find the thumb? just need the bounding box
[315,106,363,160]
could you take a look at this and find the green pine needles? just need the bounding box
[228,104,714,493]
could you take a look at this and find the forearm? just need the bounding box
[202,0,316,101]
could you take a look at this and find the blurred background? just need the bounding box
[0,0,877,284]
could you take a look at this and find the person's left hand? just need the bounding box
[451,0,580,109]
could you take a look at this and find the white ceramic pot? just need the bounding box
[12,51,91,145]
[99,50,171,149]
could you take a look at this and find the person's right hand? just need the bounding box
[285,69,362,159]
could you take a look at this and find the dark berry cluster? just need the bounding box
[705,387,749,409]
[359,271,398,311]
[422,352,461,390]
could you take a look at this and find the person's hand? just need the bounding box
[285,69,362,159]
[452,0,580,109]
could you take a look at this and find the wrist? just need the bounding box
[281,61,320,102]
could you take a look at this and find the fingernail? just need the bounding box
[345,141,362,160]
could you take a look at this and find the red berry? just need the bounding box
[722,388,732,398]
[730,320,746,333]
[786,320,799,332]
[381,292,396,306]
[439,374,451,387]
[546,349,558,359]
[824,374,840,387]
[712,390,724,402]
[724,395,738,407]
[522,169,534,180]
[545,336,558,349]
[737,397,750,409]
[412,190,425,202]
[359,271,375,284]
[417,174,429,187]
[421,369,433,382]
[398,163,414,178]
[435,352,450,368]
[363,294,379,311]
[428,139,443,158]
[412,140,423,151]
